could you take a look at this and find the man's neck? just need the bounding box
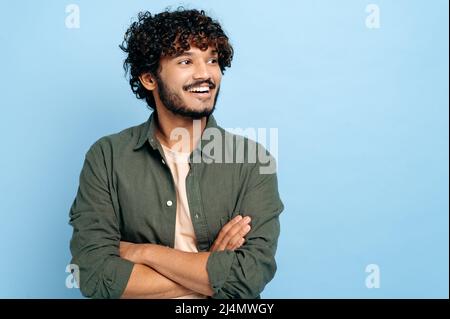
[154,106,207,154]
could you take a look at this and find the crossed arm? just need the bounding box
[120,215,252,298]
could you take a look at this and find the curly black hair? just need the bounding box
[119,8,234,110]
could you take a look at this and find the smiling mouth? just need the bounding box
[186,86,213,99]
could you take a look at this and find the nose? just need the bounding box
[192,60,210,80]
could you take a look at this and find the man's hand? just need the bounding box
[120,241,147,264]
[210,215,252,252]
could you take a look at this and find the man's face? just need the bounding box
[154,45,222,119]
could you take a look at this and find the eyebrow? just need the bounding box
[174,50,218,58]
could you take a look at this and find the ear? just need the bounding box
[139,73,157,91]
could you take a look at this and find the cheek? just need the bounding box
[159,68,189,90]
[213,73,222,86]
[214,71,222,85]
[168,81,188,95]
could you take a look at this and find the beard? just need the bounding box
[155,76,220,119]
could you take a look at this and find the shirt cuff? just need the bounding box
[206,250,235,295]
[102,257,135,299]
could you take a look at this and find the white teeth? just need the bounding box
[188,87,209,93]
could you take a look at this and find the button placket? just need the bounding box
[186,163,210,251]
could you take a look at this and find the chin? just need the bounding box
[184,101,213,112]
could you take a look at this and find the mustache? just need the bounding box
[183,79,216,91]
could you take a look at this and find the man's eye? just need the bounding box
[209,58,218,64]
[179,60,191,65]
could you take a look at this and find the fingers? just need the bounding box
[223,217,251,249]
[227,223,251,250]
[212,215,252,252]
[233,237,245,250]
[212,215,243,250]
[217,215,243,241]
[217,216,250,251]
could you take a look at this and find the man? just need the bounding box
[69,8,284,299]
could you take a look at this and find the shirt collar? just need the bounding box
[133,112,219,160]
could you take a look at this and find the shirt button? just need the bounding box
[195,214,199,219]
[166,200,173,207]
[162,159,166,165]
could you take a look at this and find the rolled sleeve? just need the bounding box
[206,153,284,299]
[69,140,134,299]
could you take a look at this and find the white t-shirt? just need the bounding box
[161,144,207,299]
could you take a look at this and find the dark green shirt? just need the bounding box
[69,113,284,299]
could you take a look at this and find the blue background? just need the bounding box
[0,0,448,298]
